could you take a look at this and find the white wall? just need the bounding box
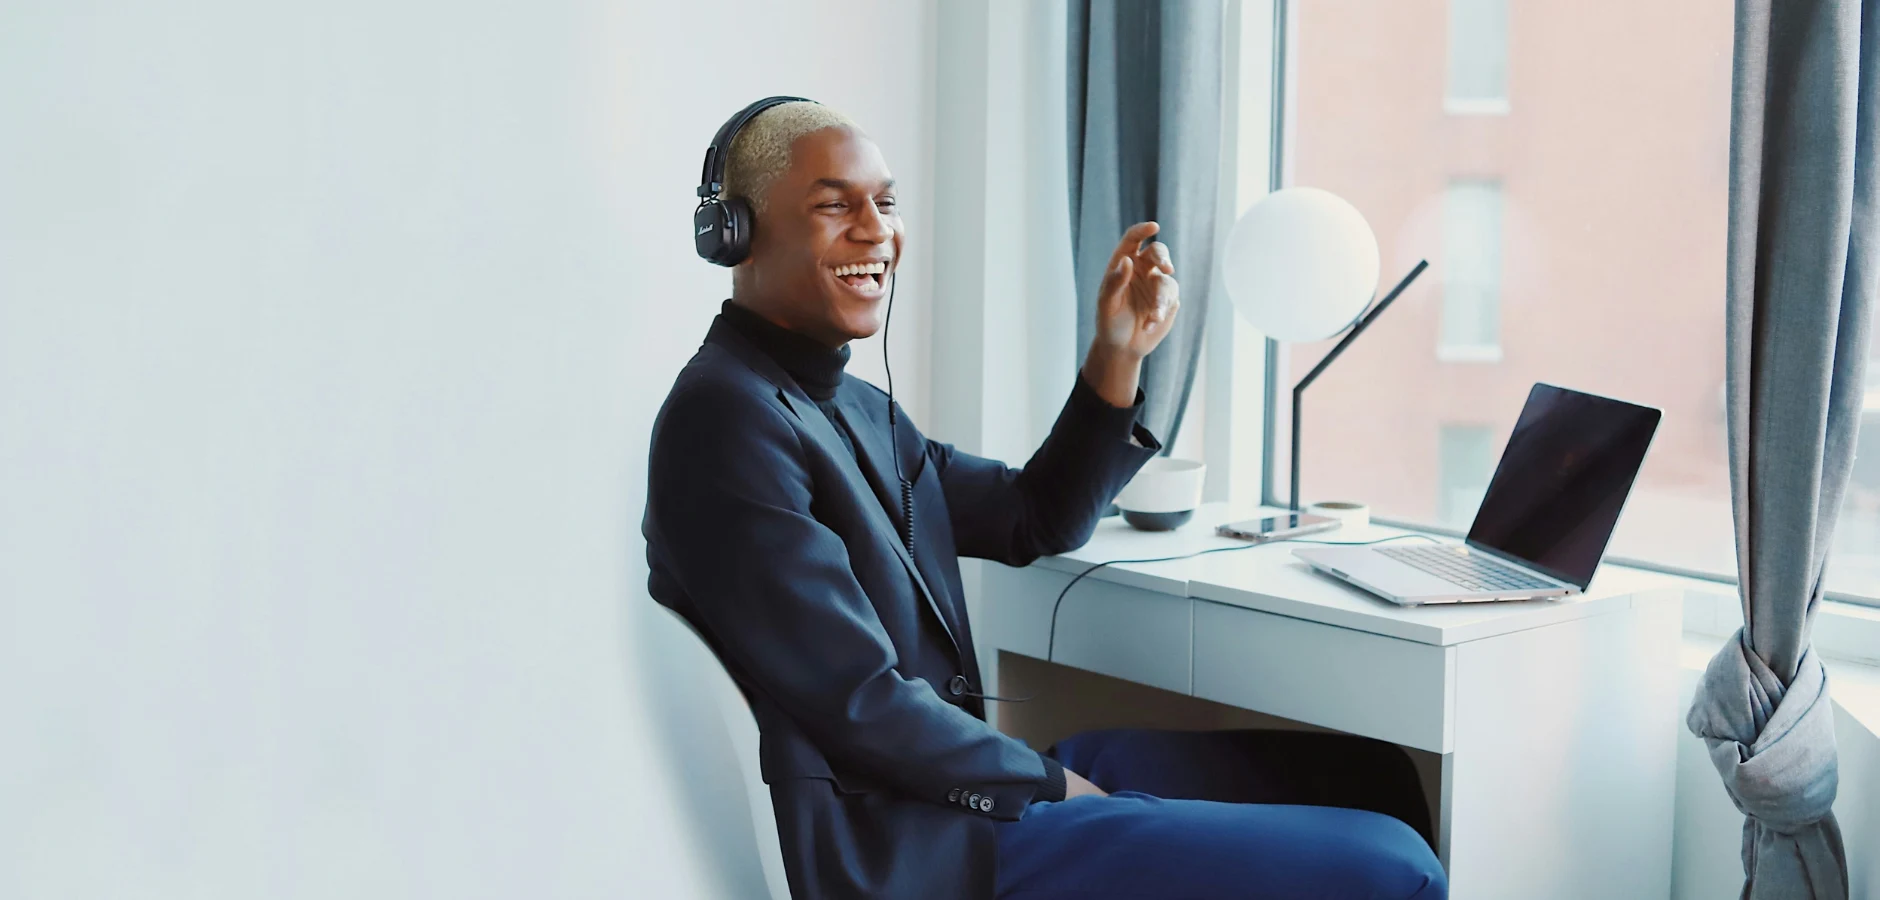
[929,0,1079,466]
[0,2,935,897]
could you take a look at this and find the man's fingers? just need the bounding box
[1104,221,1161,274]
[1137,240,1174,275]
[1158,286,1181,322]
[1146,272,1177,319]
[1100,255,1134,307]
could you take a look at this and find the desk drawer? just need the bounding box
[1191,600,1454,753]
[982,565,1192,695]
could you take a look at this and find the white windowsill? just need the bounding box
[1682,587,1880,668]
[1444,96,1511,116]
[1436,344,1504,364]
[1680,631,1880,746]
[1675,583,1880,742]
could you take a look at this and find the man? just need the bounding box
[644,99,1446,900]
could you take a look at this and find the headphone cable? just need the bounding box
[1042,533,1441,664]
[882,272,915,556]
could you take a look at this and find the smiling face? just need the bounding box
[732,126,903,347]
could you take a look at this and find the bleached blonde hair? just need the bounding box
[722,101,860,215]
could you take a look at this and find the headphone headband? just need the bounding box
[697,95,813,199]
[695,95,817,267]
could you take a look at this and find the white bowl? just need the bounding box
[1114,457,1206,531]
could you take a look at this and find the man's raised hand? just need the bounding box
[1092,221,1181,361]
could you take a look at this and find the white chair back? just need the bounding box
[659,607,792,900]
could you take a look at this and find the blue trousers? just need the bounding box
[995,729,1448,899]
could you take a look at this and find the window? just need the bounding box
[1440,180,1503,361]
[1437,425,1496,528]
[1253,0,1794,601]
[1839,317,1880,598]
[1446,0,1509,113]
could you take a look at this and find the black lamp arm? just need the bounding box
[1289,260,1429,511]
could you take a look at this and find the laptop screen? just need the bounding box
[1464,384,1662,589]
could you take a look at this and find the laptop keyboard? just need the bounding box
[1377,545,1558,592]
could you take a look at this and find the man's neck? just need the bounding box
[729,296,847,349]
[719,298,852,402]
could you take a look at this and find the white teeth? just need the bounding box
[832,261,888,277]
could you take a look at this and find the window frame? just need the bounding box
[1241,0,1880,610]
[1437,178,1505,362]
[1443,0,1511,115]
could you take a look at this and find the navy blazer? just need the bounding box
[643,315,1158,899]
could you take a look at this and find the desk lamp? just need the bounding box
[1221,188,1428,511]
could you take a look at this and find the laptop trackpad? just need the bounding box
[1298,546,1473,601]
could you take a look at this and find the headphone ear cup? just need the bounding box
[694,201,733,265]
[719,197,755,266]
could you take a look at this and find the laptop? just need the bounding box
[1294,383,1661,606]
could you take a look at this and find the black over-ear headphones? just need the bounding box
[694,95,814,266]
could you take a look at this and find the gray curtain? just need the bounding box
[1686,2,1878,898]
[1067,0,1224,446]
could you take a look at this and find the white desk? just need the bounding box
[980,504,1684,900]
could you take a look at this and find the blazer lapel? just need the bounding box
[709,325,962,658]
[831,389,912,527]
[834,388,974,653]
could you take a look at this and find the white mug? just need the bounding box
[1306,501,1370,529]
[1114,458,1207,531]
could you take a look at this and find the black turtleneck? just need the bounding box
[719,300,860,461]
[707,300,1094,807]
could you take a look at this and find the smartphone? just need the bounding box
[1215,513,1340,542]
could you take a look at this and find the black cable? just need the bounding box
[881,272,915,556]
[880,273,1024,702]
[882,273,1030,702]
[1044,533,1441,663]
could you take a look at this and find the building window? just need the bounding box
[1440,180,1503,362]
[1258,0,1781,604]
[1446,0,1509,114]
[1438,425,1497,528]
